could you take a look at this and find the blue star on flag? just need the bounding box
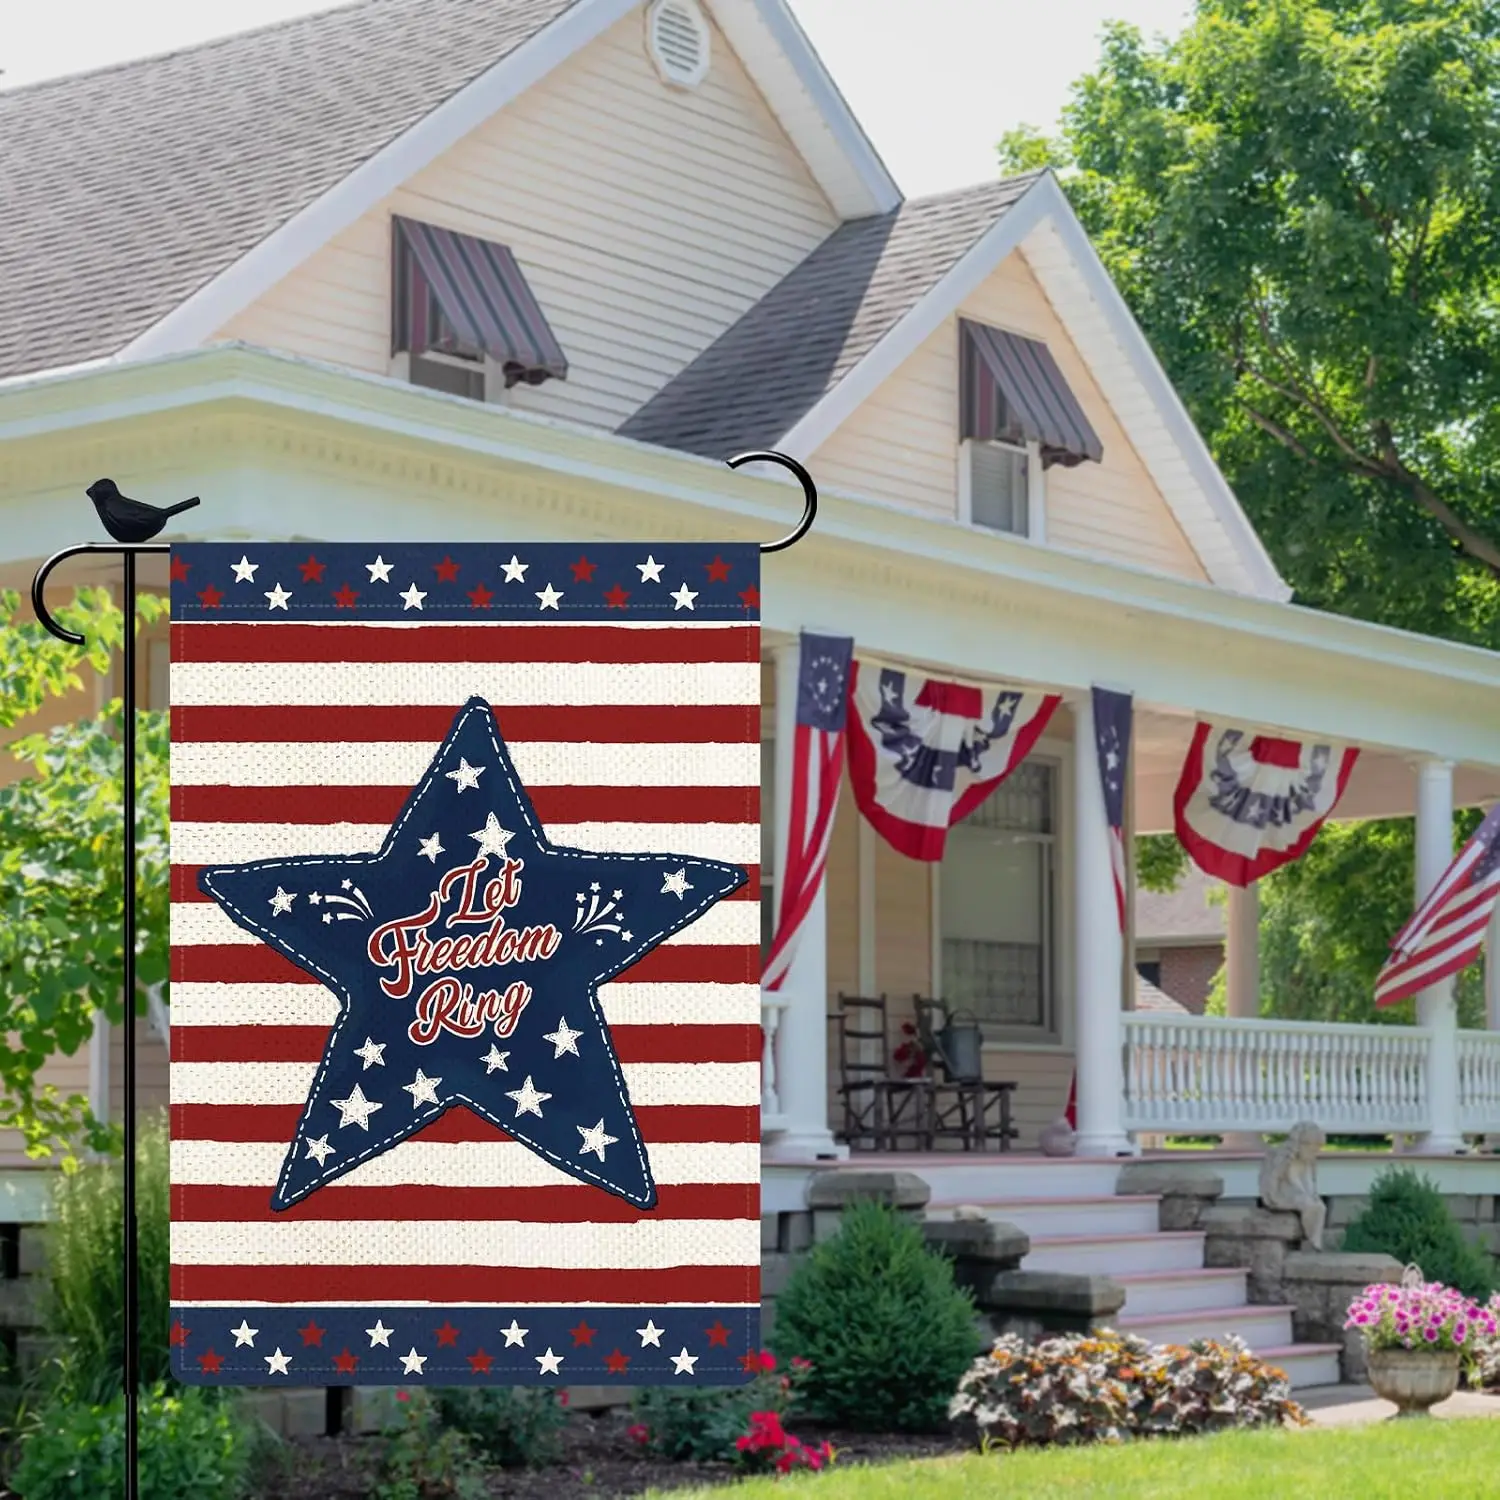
[199,696,747,1211]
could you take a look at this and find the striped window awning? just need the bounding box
[959,318,1102,468]
[392,216,568,388]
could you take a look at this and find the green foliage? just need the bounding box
[40,1112,172,1404]
[1341,1168,1496,1301]
[630,1352,807,1463]
[1135,833,1190,894]
[949,1331,1305,1450]
[769,1200,979,1432]
[0,587,170,1162]
[374,1389,487,1500]
[433,1384,568,1468]
[6,1382,252,1499]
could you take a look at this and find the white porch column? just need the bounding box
[1487,900,1500,1033]
[762,640,841,1160]
[1415,758,1464,1152]
[1221,882,1262,1150]
[1072,690,1132,1155]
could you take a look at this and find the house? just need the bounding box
[5,0,1500,1390]
[1135,866,1225,1014]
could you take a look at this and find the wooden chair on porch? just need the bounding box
[829,993,933,1152]
[913,995,1019,1153]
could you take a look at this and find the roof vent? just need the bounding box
[647,0,710,89]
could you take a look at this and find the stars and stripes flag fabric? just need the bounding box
[1376,806,1500,1008]
[168,541,762,1388]
[1173,721,1359,887]
[761,633,853,993]
[1091,686,1132,933]
[846,661,1060,861]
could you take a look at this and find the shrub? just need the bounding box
[6,1381,252,1499]
[374,1388,486,1500]
[734,1409,836,1475]
[1340,1168,1496,1301]
[770,1199,980,1432]
[41,1111,171,1404]
[950,1331,1306,1450]
[630,1350,809,1463]
[1345,1270,1497,1355]
[433,1384,568,1468]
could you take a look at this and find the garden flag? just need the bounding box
[761,632,853,992]
[846,660,1060,860]
[167,542,762,1387]
[1091,686,1132,933]
[1376,805,1500,1008]
[1173,721,1358,887]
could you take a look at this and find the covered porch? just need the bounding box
[754,537,1500,1166]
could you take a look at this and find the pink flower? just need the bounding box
[791,1356,812,1371]
[759,1350,777,1371]
[627,1423,651,1446]
[396,1390,411,1403]
[558,1391,570,1407]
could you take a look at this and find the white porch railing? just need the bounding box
[760,993,789,1132]
[1458,1031,1500,1134]
[1122,1014,1433,1136]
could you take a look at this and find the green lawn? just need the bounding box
[646,1419,1500,1499]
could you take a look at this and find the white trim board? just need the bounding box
[779,173,1289,604]
[116,0,896,364]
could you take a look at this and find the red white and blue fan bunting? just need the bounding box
[762,633,853,992]
[168,541,761,1389]
[1173,721,1359,887]
[846,661,1061,861]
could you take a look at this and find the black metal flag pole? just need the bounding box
[32,478,199,1500]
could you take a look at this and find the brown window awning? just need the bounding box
[959,318,1102,468]
[392,216,568,388]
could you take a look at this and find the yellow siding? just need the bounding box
[217,9,838,432]
[983,1048,1075,1152]
[810,250,1209,583]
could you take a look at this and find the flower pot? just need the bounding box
[1366,1349,1460,1417]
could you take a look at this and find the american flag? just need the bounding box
[761,633,853,992]
[168,541,762,1387]
[1091,686,1132,933]
[1376,805,1500,1009]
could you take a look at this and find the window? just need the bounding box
[394,349,489,403]
[1136,959,1162,989]
[939,760,1057,1037]
[760,733,777,963]
[962,437,1037,538]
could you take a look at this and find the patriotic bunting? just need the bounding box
[1173,722,1358,887]
[1376,806,1500,1008]
[846,661,1060,861]
[762,633,853,992]
[168,542,762,1387]
[1091,686,1132,933]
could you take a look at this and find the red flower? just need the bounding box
[396,1390,411,1403]
[626,1423,651,1446]
[790,1356,812,1370]
[758,1349,777,1371]
[558,1391,570,1407]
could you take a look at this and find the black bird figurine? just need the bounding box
[86,478,200,543]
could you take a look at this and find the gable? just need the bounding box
[214,6,840,431]
[807,247,1210,583]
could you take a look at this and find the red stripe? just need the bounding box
[172,1182,753,1223]
[173,623,758,665]
[170,1103,757,1144]
[171,1024,760,1065]
[171,705,756,744]
[171,944,754,986]
[173,863,760,901]
[171,783,758,826]
[171,1263,756,1305]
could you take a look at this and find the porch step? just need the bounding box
[1256,1343,1345,1391]
[885,1157,1124,1201]
[927,1194,1161,1239]
[1114,1303,1295,1350]
[1113,1267,1249,1318]
[1025,1231,1206,1276]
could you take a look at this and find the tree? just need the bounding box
[0,589,168,1162]
[1012,0,1500,1021]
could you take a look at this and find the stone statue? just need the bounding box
[1038,1115,1077,1157]
[1259,1120,1327,1250]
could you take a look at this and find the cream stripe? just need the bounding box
[170,900,759,950]
[170,820,758,865]
[168,982,762,1030]
[169,1060,760,1108]
[169,661,758,707]
[170,1218,759,1268]
[169,1138,759,1189]
[170,740,760,788]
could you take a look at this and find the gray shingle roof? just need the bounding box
[0,0,578,380]
[1136,864,1226,944]
[618,172,1043,455]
